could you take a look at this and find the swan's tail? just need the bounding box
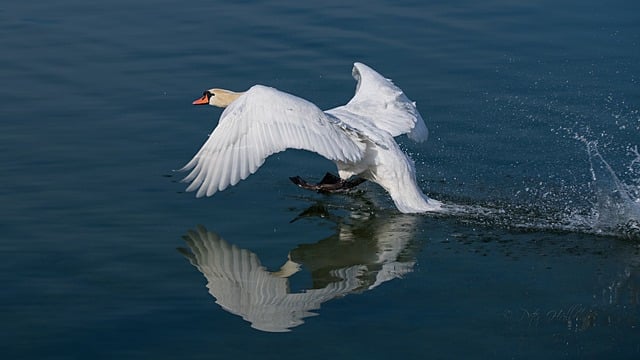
[386,182,443,214]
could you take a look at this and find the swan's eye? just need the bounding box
[206,91,215,97]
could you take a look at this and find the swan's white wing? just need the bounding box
[329,62,428,142]
[181,85,364,197]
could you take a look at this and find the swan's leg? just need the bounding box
[289,172,366,193]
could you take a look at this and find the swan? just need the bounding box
[181,62,442,213]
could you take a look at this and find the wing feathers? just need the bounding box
[229,142,241,187]
[327,62,429,143]
[181,85,364,197]
[217,147,232,192]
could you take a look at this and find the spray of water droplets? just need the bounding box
[435,93,640,241]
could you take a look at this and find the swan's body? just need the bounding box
[182,62,442,213]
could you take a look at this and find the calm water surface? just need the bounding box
[2,0,639,358]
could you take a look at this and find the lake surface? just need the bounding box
[2,0,639,358]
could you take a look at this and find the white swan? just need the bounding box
[182,62,442,213]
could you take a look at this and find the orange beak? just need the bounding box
[192,93,209,105]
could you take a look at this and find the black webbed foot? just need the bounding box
[289,172,366,193]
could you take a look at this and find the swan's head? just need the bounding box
[192,88,243,108]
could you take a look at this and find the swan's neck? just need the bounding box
[213,89,244,108]
[271,259,301,278]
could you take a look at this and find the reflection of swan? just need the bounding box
[178,208,421,332]
[181,62,442,213]
[289,207,418,291]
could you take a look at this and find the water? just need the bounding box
[1,0,639,358]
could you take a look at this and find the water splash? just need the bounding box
[581,138,640,239]
[435,97,640,241]
[438,139,640,240]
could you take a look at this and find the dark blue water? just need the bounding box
[2,0,639,358]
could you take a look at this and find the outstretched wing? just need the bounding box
[328,62,428,142]
[181,85,364,197]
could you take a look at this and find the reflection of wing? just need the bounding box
[181,226,363,332]
[290,211,420,291]
[365,214,418,289]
